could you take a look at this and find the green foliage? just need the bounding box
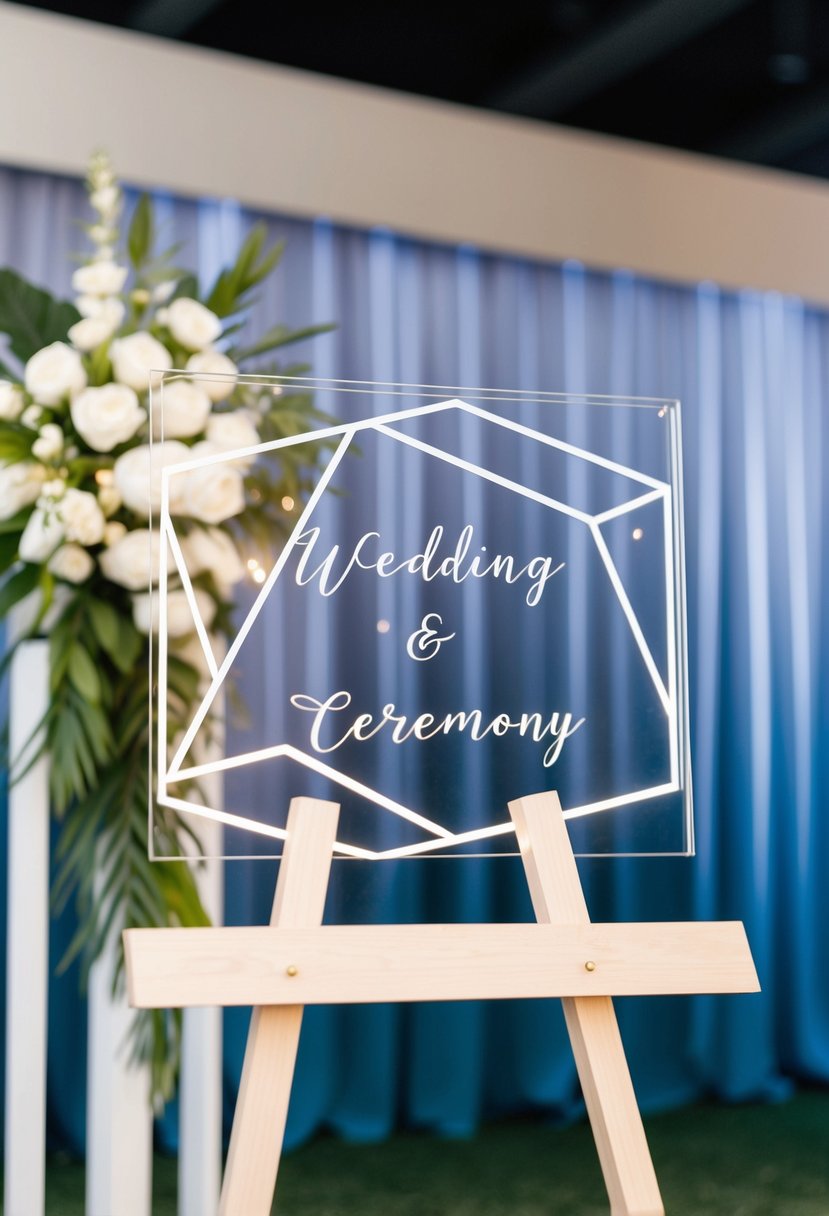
[0,421,35,464]
[0,268,80,367]
[230,321,336,364]
[127,194,154,270]
[0,562,38,617]
[205,224,284,318]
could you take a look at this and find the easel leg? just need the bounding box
[219,797,340,1216]
[509,792,664,1216]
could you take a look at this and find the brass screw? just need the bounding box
[584,960,596,973]
[286,965,298,977]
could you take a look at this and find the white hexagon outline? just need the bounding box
[153,395,682,860]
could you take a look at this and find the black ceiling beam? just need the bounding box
[129,0,226,38]
[706,83,829,164]
[486,0,757,119]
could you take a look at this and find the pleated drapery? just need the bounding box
[0,165,826,1157]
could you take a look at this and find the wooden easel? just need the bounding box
[124,791,759,1216]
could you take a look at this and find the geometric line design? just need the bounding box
[155,395,683,859]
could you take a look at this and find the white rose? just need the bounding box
[104,520,127,546]
[68,314,119,353]
[186,350,238,401]
[60,488,105,545]
[48,543,94,583]
[182,450,245,525]
[205,410,259,467]
[110,332,173,392]
[113,440,189,517]
[165,298,222,352]
[99,527,175,590]
[133,587,216,637]
[98,485,122,516]
[71,383,145,452]
[152,380,212,440]
[76,296,125,325]
[0,462,47,520]
[25,342,87,406]
[0,382,24,420]
[31,423,64,462]
[19,506,64,562]
[182,526,245,591]
[71,260,128,297]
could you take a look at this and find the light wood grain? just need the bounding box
[124,921,758,1008]
[217,797,339,1216]
[509,791,665,1216]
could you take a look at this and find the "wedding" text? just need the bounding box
[294,524,565,608]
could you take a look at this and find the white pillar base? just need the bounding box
[85,935,153,1216]
[4,640,50,1216]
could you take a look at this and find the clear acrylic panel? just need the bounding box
[149,376,692,860]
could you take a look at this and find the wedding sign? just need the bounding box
[150,378,692,860]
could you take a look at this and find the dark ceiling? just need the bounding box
[13,0,829,179]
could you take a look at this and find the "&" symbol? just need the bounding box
[406,613,456,662]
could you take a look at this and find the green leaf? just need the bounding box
[0,531,18,575]
[89,597,121,659]
[0,425,35,465]
[68,644,102,703]
[0,506,32,534]
[113,615,142,674]
[0,562,39,618]
[85,340,112,387]
[205,228,285,318]
[231,321,335,364]
[170,273,199,302]
[0,269,80,364]
[127,194,154,270]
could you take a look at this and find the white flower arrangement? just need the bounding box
[0,152,333,1102]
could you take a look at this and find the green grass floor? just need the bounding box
[28,1090,829,1214]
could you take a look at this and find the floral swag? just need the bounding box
[0,155,332,1101]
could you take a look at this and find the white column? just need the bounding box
[4,640,50,1216]
[85,907,153,1216]
[178,724,224,1216]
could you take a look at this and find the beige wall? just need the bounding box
[2,2,829,303]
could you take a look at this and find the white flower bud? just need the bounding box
[0,381,24,420]
[48,543,94,584]
[32,423,64,462]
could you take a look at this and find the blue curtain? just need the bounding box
[1,164,827,1159]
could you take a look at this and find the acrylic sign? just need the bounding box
[150,379,692,859]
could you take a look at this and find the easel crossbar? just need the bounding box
[125,921,758,1008]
